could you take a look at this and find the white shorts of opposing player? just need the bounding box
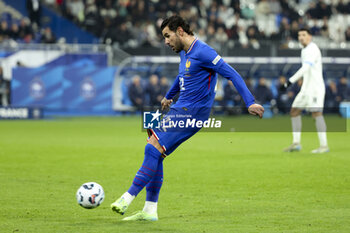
[292,92,325,113]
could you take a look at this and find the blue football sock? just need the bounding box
[127,144,162,196]
[145,157,164,202]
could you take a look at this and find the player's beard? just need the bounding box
[173,36,184,53]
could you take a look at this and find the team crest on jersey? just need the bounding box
[185,59,191,70]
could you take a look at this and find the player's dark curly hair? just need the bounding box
[298,28,312,35]
[161,15,194,35]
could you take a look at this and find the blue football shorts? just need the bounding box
[147,106,210,157]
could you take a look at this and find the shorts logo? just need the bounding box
[143,110,162,129]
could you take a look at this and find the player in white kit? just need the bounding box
[282,28,329,153]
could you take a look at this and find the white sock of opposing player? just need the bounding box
[291,115,302,144]
[122,192,135,205]
[143,201,157,214]
[315,115,328,147]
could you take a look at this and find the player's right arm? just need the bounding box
[197,46,264,118]
[161,75,180,110]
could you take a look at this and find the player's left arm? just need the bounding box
[199,48,264,118]
[288,64,310,84]
[287,47,318,86]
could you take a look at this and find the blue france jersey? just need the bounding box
[176,39,218,107]
[165,38,255,109]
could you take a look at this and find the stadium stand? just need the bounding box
[37,0,350,51]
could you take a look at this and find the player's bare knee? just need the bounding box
[148,135,164,154]
[290,108,301,117]
[312,112,322,118]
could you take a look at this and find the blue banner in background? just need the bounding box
[12,66,116,112]
[61,66,115,111]
[12,66,64,109]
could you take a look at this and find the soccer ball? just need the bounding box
[76,182,105,209]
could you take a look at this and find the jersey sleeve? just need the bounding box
[289,46,317,83]
[198,47,255,108]
[302,45,318,66]
[165,75,180,100]
[289,64,309,84]
[197,46,225,72]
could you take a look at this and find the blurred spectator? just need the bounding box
[277,76,294,113]
[290,20,299,40]
[245,77,254,93]
[345,27,350,41]
[101,17,115,44]
[128,75,144,110]
[9,23,20,40]
[320,18,329,38]
[315,1,332,20]
[115,22,133,48]
[143,21,159,48]
[310,19,321,35]
[196,28,207,42]
[66,0,85,23]
[278,17,292,41]
[305,2,319,19]
[336,0,350,14]
[84,0,101,36]
[279,0,299,22]
[255,0,270,18]
[41,27,56,43]
[325,80,340,113]
[18,18,33,41]
[27,0,41,27]
[254,77,273,105]
[146,74,162,108]
[159,76,170,97]
[218,5,234,24]
[0,67,9,106]
[99,0,117,20]
[215,26,228,50]
[223,81,242,108]
[206,24,218,49]
[246,23,261,49]
[226,22,239,42]
[0,21,11,41]
[337,76,350,101]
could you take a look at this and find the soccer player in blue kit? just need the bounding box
[111,15,264,221]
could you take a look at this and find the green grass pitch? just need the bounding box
[1,116,349,233]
